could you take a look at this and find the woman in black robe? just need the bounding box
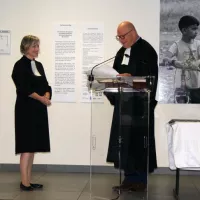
[11,35,52,191]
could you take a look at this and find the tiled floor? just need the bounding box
[0,172,200,200]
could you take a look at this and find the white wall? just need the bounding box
[0,0,162,165]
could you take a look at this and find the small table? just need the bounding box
[167,119,200,200]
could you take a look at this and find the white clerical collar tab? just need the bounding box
[31,61,41,76]
[121,48,131,65]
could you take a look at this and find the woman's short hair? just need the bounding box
[20,35,40,54]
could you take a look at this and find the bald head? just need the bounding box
[116,21,139,48]
[117,21,136,32]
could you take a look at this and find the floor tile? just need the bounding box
[0,172,198,200]
[14,191,81,200]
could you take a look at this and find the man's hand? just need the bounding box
[117,73,131,77]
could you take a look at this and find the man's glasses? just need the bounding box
[116,29,133,41]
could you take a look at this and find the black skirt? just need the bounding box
[15,95,50,154]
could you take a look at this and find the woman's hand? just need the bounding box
[39,96,51,106]
[29,92,51,106]
[44,92,50,99]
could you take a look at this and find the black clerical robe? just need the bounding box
[105,38,158,173]
[12,56,52,154]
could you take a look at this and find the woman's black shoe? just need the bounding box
[30,183,43,189]
[20,183,34,191]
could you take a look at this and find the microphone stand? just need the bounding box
[117,78,123,197]
[88,56,121,200]
[88,56,115,88]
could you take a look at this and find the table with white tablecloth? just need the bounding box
[166,119,200,199]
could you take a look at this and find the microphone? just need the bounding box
[88,56,115,88]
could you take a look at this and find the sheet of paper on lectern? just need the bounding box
[93,65,119,78]
[87,80,106,91]
[85,65,118,93]
[86,64,118,78]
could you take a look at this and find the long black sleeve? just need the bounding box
[12,61,35,97]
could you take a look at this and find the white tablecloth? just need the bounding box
[167,121,200,170]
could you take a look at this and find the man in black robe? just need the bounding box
[105,21,158,192]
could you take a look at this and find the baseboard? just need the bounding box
[0,164,200,175]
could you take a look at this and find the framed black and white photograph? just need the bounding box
[157,0,200,104]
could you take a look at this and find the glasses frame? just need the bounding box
[116,29,133,41]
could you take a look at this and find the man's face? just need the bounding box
[116,26,136,48]
[183,24,198,39]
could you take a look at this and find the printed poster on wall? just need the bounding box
[80,23,104,103]
[157,0,200,104]
[0,30,11,55]
[52,24,76,102]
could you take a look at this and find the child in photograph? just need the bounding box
[163,15,200,103]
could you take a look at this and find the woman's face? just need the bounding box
[26,41,40,59]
